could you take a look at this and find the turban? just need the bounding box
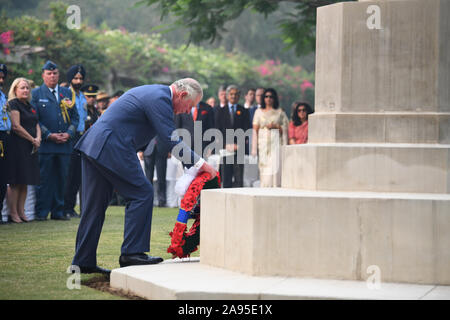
[67,64,86,83]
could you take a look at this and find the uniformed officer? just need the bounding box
[63,64,87,218]
[31,60,79,221]
[0,64,11,223]
[80,84,100,130]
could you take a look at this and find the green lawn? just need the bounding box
[0,206,192,300]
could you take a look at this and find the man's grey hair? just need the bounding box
[172,78,203,100]
[226,84,240,95]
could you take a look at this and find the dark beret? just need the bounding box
[67,64,86,83]
[42,60,58,71]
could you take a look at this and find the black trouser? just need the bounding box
[222,154,244,188]
[64,133,82,214]
[0,131,9,220]
[144,151,167,206]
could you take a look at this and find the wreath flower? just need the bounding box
[167,171,221,258]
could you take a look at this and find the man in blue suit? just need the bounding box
[32,61,79,221]
[71,78,216,274]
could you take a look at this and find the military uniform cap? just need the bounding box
[0,64,7,77]
[81,84,99,96]
[42,60,58,71]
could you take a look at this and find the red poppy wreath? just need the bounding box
[167,171,221,258]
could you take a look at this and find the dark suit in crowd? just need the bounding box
[192,101,215,157]
[143,138,167,207]
[214,103,251,188]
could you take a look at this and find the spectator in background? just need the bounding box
[174,108,194,148]
[206,97,215,108]
[32,60,79,221]
[215,84,251,188]
[81,84,100,131]
[251,88,288,187]
[142,138,168,207]
[250,87,264,125]
[213,85,227,121]
[64,65,87,218]
[192,101,215,158]
[108,90,124,106]
[217,86,227,108]
[244,88,256,110]
[0,64,11,224]
[96,91,109,114]
[289,102,313,145]
[7,78,40,223]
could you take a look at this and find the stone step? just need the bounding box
[200,188,450,285]
[110,258,450,300]
[281,143,450,194]
[308,113,450,144]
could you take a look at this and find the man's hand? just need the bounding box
[199,161,217,180]
[48,133,70,144]
[59,133,70,143]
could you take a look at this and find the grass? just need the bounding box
[0,205,196,300]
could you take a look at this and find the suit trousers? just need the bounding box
[72,153,154,267]
[222,154,244,188]
[144,152,167,206]
[64,133,82,214]
[35,153,71,219]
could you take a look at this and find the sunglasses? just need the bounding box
[264,95,274,99]
[298,109,307,112]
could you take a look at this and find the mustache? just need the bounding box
[71,83,83,90]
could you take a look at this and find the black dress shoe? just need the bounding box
[65,210,80,218]
[72,265,111,275]
[52,215,70,221]
[34,216,47,221]
[119,253,163,268]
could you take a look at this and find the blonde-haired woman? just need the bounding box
[6,78,40,223]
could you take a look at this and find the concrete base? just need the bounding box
[200,188,450,285]
[110,258,450,300]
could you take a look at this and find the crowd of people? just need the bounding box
[0,60,313,224]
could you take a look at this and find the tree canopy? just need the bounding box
[1,2,315,113]
[138,0,355,56]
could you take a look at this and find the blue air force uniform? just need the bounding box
[72,84,202,268]
[31,61,79,220]
[64,64,88,216]
[0,64,11,215]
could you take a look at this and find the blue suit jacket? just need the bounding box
[31,84,79,154]
[75,85,200,183]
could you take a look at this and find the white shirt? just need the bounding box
[47,85,59,101]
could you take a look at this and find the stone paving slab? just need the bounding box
[110,258,450,300]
